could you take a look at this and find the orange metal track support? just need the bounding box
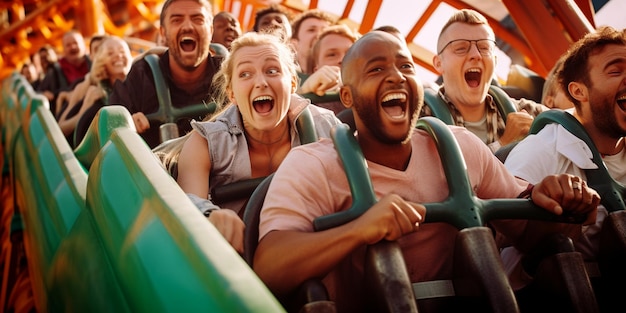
[0,0,162,81]
[503,0,593,76]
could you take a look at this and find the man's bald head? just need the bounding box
[341,31,408,86]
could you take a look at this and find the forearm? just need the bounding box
[68,79,91,107]
[58,114,81,136]
[254,225,365,297]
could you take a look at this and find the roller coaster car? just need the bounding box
[529,110,626,312]
[243,118,598,313]
[1,74,285,312]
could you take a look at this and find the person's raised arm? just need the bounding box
[254,194,425,297]
[297,65,341,96]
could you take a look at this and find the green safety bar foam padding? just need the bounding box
[423,87,455,125]
[314,117,584,231]
[313,123,377,231]
[488,85,518,123]
[143,53,217,125]
[74,105,136,170]
[422,85,517,126]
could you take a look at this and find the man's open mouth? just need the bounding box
[381,92,407,118]
[180,36,197,52]
[465,68,482,88]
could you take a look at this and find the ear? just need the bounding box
[159,26,166,41]
[568,81,588,103]
[227,88,236,104]
[432,54,443,74]
[339,85,353,109]
[290,74,298,93]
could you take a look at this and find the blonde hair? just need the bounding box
[89,36,132,83]
[212,32,298,105]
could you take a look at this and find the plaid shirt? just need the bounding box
[420,86,547,152]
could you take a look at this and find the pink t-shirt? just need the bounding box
[259,126,528,307]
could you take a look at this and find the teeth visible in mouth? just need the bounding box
[382,93,406,103]
[254,95,273,102]
[618,95,626,101]
[466,68,481,73]
[181,36,195,42]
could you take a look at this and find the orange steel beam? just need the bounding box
[573,0,595,28]
[75,0,104,36]
[357,0,382,34]
[0,0,78,80]
[340,0,355,20]
[0,0,77,43]
[503,0,580,76]
[406,0,441,43]
[546,0,594,42]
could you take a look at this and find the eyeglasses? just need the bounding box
[437,39,496,56]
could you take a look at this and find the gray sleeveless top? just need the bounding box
[191,94,340,213]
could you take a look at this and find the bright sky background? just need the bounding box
[299,0,626,84]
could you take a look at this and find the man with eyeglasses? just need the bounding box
[425,9,548,153]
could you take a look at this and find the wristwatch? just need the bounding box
[202,207,218,218]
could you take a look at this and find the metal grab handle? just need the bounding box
[416,117,585,229]
[314,118,585,231]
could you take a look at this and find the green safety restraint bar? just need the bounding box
[530,110,626,212]
[314,117,584,231]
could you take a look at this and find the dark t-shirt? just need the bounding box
[108,50,223,148]
[38,57,91,114]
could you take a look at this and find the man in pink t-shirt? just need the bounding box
[254,31,600,312]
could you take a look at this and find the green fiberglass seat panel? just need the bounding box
[87,127,284,313]
[17,104,88,297]
[8,102,88,311]
[22,104,87,246]
[1,74,29,171]
[46,210,132,313]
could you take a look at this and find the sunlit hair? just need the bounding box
[291,9,336,40]
[253,3,292,32]
[436,9,491,53]
[308,24,360,73]
[558,26,626,108]
[89,36,132,82]
[212,32,298,105]
[159,0,213,28]
[541,55,566,104]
